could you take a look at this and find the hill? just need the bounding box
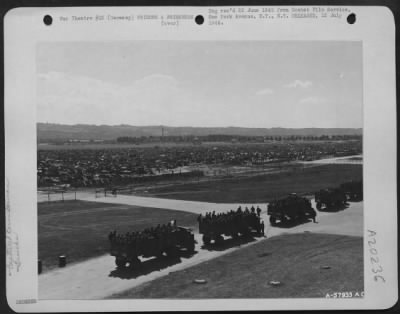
[37,123,362,141]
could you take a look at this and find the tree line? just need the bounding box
[116,134,362,144]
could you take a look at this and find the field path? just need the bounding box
[39,192,362,300]
[299,154,362,165]
[72,191,257,215]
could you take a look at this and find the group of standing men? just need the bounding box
[108,222,177,247]
[198,205,265,236]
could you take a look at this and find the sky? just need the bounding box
[37,41,363,128]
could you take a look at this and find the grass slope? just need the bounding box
[112,233,363,299]
[38,200,198,271]
[38,199,123,215]
[146,164,362,203]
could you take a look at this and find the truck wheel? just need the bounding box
[129,257,141,269]
[187,241,195,253]
[269,216,276,225]
[215,235,224,245]
[166,247,178,258]
[316,202,322,210]
[242,229,251,238]
[115,258,126,269]
[202,235,211,245]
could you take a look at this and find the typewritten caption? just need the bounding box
[57,7,351,27]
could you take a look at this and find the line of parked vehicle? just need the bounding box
[109,180,362,270]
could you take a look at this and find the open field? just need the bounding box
[38,200,198,271]
[112,233,363,299]
[141,164,362,203]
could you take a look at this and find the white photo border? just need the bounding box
[4,5,397,312]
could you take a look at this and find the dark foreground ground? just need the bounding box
[38,200,198,271]
[142,164,362,203]
[111,233,363,299]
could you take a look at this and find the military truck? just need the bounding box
[198,210,263,245]
[315,188,347,210]
[267,193,316,225]
[340,180,363,201]
[109,222,195,269]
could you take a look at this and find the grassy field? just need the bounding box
[143,164,362,203]
[112,233,363,299]
[38,200,198,272]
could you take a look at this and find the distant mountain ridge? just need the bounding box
[37,123,362,141]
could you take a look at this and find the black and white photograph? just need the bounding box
[36,40,364,299]
[4,6,397,312]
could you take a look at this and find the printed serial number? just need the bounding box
[325,291,364,298]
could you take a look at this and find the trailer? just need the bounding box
[109,224,195,269]
[268,193,316,225]
[198,210,262,245]
[340,180,363,201]
[315,188,347,210]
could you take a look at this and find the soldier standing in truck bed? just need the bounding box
[256,206,261,217]
[260,220,265,236]
[311,209,317,223]
[108,230,116,241]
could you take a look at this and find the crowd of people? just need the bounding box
[108,221,178,248]
[38,140,362,188]
[198,206,265,235]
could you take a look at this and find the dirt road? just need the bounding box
[299,155,362,165]
[39,193,362,300]
[70,191,266,215]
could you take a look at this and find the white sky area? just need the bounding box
[37,41,362,128]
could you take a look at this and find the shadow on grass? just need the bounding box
[200,234,263,252]
[108,250,197,280]
[270,217,316,229]
[317,203,349,213]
